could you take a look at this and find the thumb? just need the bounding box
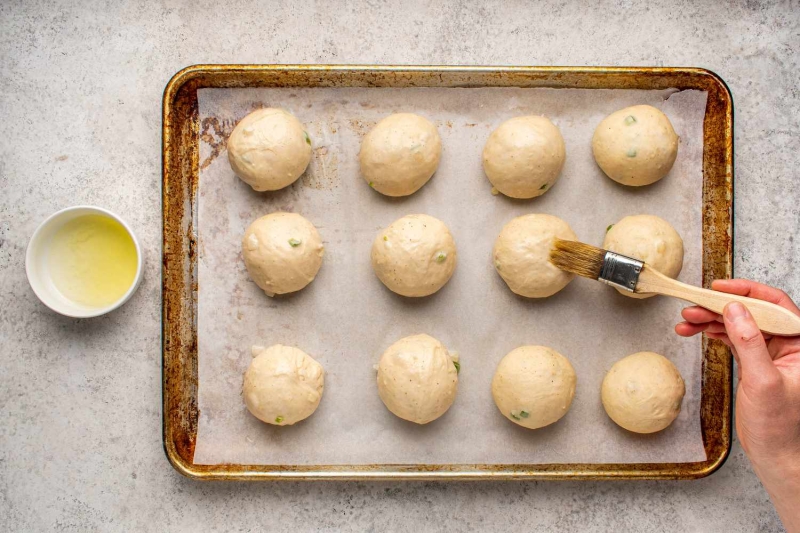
[723,302,778,384]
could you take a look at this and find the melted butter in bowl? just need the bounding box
[48,214,138,308]
[26,206,143,317]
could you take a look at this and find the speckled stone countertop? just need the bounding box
[1,1,797,531]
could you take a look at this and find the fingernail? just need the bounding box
[725,302,747,322]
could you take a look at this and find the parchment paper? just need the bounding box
[194,86,708,465]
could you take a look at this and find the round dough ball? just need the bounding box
[482,116,566,199]
[227,108,312,191]
[493,214,577,298]
[359,113,442,196]
[376,334,459,424]
[603,215,684,299]
[491,346,577,429]
[242,212,324,297]
[243,344,324,426]
[371,214,457,297]
[592,105,679,186]
[601,351,685,433]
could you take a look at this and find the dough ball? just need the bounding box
[482,116,566,199]
[493,214,577,298]
[359,113,442,196]
[243,344,324,426]
[592,105,679,186]
[242,212,324,297]
[371,214,457,297]
[491,346,577,429]
[603,215,684,299]
[601,351,685,433]
[227,108,312,191]
[376,334,459,424]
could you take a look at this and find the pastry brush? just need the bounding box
[549,239,800,336]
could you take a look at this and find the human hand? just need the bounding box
[676,279,800,532]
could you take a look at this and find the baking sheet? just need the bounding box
[193,86,708,466]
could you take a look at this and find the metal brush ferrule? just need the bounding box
[599,251,643,292]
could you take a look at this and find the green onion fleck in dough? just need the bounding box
[275,416,284,424]
[304,132,311,145]
[288,238,302,247]
[436,251,447,263]
[539,183,548,190]
[510,411,521,421]
[626,148,637,158]
[453,361,460,373]
[383,235,388,241]
[520,410,530,418]
[624,115,637,125]
[606,224,614,232]
[368,181,375,188]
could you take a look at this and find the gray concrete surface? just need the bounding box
[1,0,798,531]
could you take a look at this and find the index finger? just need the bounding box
[711,279,800,316]
[681,306,722,324]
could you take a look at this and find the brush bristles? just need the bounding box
[549,239,606,280]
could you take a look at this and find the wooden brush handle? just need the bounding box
[636,266,800,336]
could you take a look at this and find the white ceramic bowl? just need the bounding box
[25,206,143,318]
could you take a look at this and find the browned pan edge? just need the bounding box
[162,65,733,480]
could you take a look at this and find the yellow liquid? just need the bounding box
[48,214,138,308]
